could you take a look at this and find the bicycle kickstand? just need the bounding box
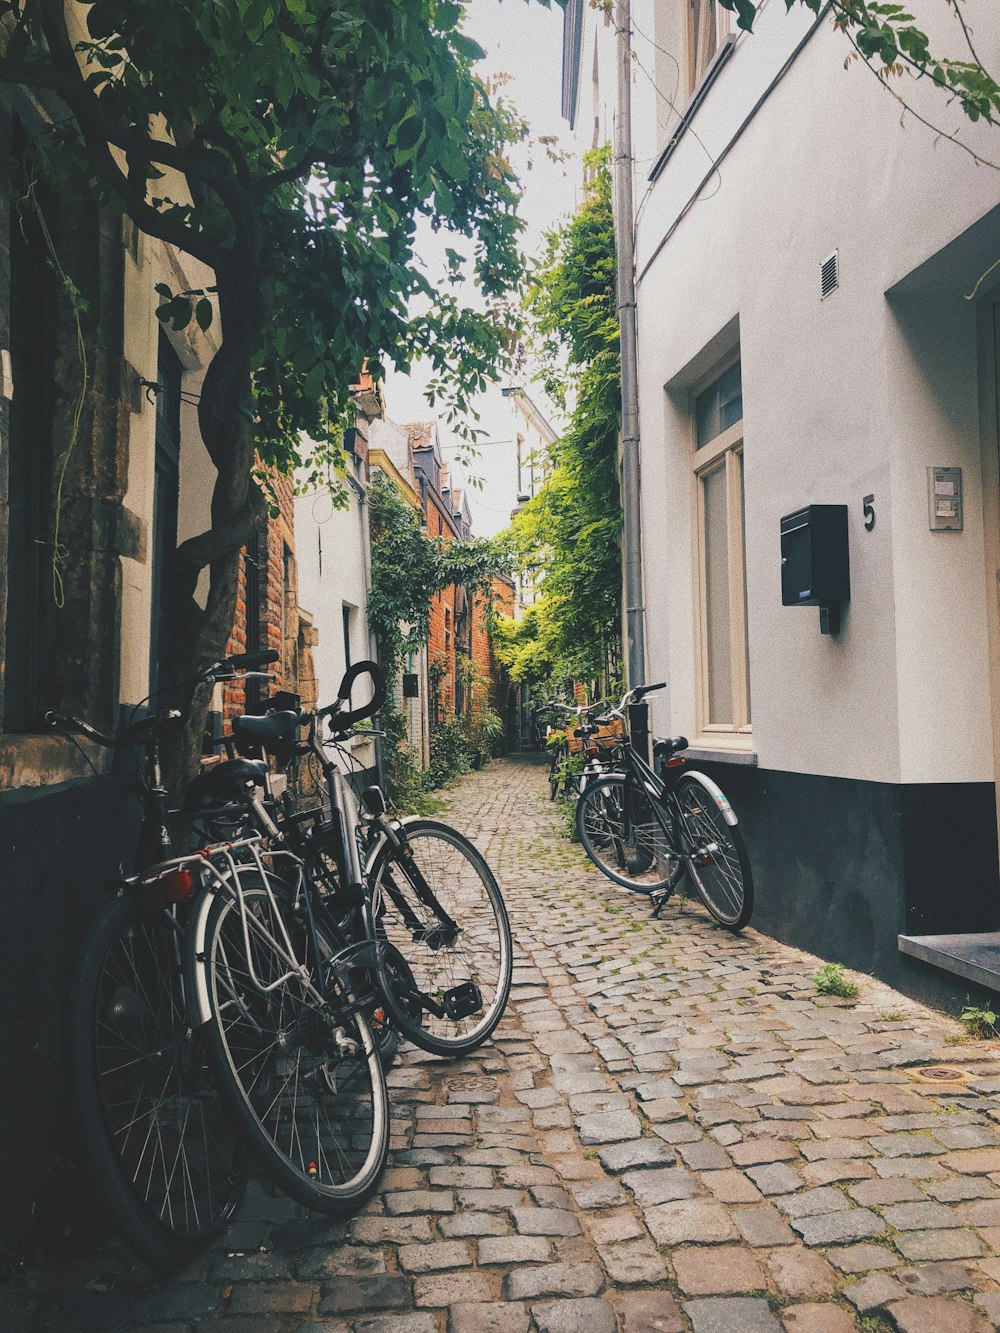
[649,887,671,919]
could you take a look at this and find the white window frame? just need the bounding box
[691,355,751,743]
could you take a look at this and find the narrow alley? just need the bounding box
[8,757,1000,1333]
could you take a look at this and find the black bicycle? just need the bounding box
[575,684,754,930]
[35,649,279,1273]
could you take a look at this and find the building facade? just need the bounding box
[0,76,312,1240]
[565,0,1000,1002]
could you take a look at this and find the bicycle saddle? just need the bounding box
[183,757,269,810]
[652,735,689,758]
[232,710,302,744]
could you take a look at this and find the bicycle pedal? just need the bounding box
[441,981,483,1021]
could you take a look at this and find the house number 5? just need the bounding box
[863,494,875,531]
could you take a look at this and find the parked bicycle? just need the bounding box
[575,684,754,930]
[35,649,278,1273]
[536,698,618,800]
[39,657,513,1270]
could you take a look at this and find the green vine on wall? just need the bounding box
[367,471,510,684]
[496,144,623,687]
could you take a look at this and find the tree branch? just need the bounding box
[949,0,992,80]
[33,0,249,226]
[841,23,1000,171]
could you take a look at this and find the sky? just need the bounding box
[383,0,589,536]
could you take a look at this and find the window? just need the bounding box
[693,356,750,736]
[342,604,354,674]
[689,0,728,93]
[6,132,57,728]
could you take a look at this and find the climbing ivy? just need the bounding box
[367,471,511,686]
[496,145,622,687]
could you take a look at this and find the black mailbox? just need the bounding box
[780,504,850,634]
[402,673,420,698]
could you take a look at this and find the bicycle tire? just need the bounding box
[548,743,563,801]
[675,774,754,930]
[200,881,388,1214]
[70,892,247,1274]
[370,820,512,1057]
[576,775,684,894]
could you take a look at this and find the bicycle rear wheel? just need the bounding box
[200,881,388,1214]
[370,820,512,1057]
[675,774,754,930]
[70,892,247,1273]
[576,775,684,893]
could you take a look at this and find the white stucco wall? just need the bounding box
[120,235,220,708]
[295,458,371,707]
[634,0,1000,787]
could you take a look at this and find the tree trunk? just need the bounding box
[159,262,268,798]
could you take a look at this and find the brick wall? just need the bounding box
[222,465,316,727]
[424,497,458,722]
[472,576,515,713]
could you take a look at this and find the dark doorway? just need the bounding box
[149,332,181,699]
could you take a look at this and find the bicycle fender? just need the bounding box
[187,888,215,1027]
[682,770,739,826]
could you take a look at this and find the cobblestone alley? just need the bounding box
[8,756,1000,1333]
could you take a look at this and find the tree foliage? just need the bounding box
[496,146,622,686]
[0,0,530,787]
[719,0,1000,129]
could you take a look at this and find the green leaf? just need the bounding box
[395,115,423,151]
[195,297,214,332]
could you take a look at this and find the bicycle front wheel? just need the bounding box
[548,745,563,801]
[370,820,512,1057]
[576,775,684,893]
[71,893,247,1273]
[675,775,754,930]
[201,883,388,1214]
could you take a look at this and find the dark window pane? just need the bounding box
[6,130,57,728]
[695,358,742,447]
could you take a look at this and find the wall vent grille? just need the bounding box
[821,250,839,299]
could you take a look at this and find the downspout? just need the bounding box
[347,465,382,784]
[614,0,647,689]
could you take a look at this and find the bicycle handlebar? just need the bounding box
[36,649,283,748]
[317,660,387,731]
[32,707,183,748]
[612,681,666,712]
[226,649,279,670]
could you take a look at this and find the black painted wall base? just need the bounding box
[691,762,1000,1010]
[0,778,133,1247]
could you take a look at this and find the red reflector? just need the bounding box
[139,868,194,911]
[666,756,687,768]
[585,746,599,758]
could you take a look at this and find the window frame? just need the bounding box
[691,355,751,743]
[688,0,731,97]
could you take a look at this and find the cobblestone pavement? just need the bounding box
[7,756,1000,1332]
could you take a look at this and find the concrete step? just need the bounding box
[898,931,1000,991]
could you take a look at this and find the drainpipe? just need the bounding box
[347,465,382,784]
[614,0,646,689]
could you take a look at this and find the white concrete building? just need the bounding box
[295,451,373,709]
[565,0,1000,1000]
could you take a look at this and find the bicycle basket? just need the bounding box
[568,717,624,755]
